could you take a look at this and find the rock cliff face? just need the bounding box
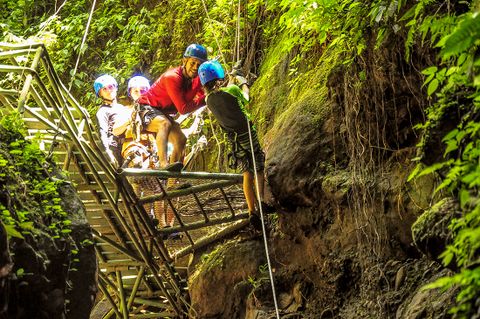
[0,121,96,318]
[188,26,456,319]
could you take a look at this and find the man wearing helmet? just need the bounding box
[136,44,207,170]
[94,74,125,166]
[198,60,274,230]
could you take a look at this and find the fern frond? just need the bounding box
[442,14,480,57]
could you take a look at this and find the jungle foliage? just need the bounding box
[1,0,480,316]
[0,111,72,240]
[260,0,480,316]
[261,0,480,316]
[406,1,480,317]
[0,0,271,115]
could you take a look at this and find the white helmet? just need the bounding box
[127,76,150,97]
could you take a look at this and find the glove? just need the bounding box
[234,75,248,86]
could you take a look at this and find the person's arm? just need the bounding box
[96,108,116,162]
[113,108,134,136]
[137,87,157,106]
[164,78,205,114]
[239,83,250,101]
[228,73,249,101]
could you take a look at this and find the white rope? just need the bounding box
[200,0,227,66]
[53,0,96,144]
[37,0,68,34]
[247,120,281,319]
[68,0,97,91]
[236,0,241,62]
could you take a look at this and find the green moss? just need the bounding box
[189,242,233,283]
[250,31,346,141]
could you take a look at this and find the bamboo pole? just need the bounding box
[193,192,209,222]
[2,45,187,315]
[92,229,142,262]
[120,168,242,181]
[18,46,43,112]
[98,278,123,318]
[0,88,18,96]
[158,212,248,235]
[116,270,129,319]
[127,266,145,309]
[0,48,38,58]
[173,220,249,259]
[138,179,239,205]
[220,187,235,217]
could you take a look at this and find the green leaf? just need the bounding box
[417,161,449,179]
[444,140,458,155]
[407,163,422,182]
[5,225,24,239]
[442,129,459,142]
[422,66,438,75]
[427,78,439,96]
[459,189,470,209]
[441,14,480,57]
[423,275,454,290]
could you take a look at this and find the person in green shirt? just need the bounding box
[198,60,273,230]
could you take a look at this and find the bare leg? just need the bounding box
[254,171,265,210]
[166,201,175,227]
[243,171,256,214]
[146,117,171,168]
[168,122,187,164]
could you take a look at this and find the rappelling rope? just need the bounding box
[247,120,281,319]
[235,0,241,62]
[37,0,68,34]
[68,0,97,91]
[200,0,227,66]
[237,1,280,317]
[48,0,97,158]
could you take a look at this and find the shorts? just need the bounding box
[227,129,265,173]
[138,104,174,126]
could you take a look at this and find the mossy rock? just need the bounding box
[188,240,266,318]
[411,198,461,263]
[321,169,352,202]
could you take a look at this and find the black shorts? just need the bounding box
[227,129,265,173]
[138,104,174,126]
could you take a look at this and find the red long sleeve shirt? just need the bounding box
[137,66,205,115]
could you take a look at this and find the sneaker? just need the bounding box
[168,232,183,240]
[158,226,171,240]
[260,202,276,214]
[249,212,263,231]
[164,162,184,172]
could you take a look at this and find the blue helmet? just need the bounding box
[94,74,117,97]
[198,60,225,85]
[184,44,208,62]
[127,76,150,97]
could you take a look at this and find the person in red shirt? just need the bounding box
[137,44,207,170]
